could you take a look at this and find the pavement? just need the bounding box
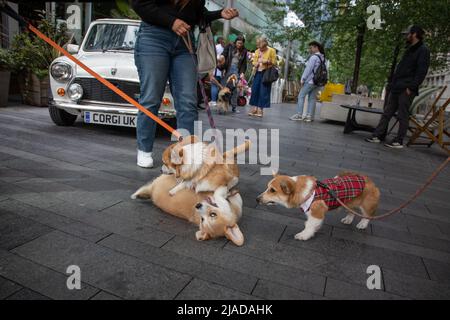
[0,103,449,300]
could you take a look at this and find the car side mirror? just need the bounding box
[67,44,80,54]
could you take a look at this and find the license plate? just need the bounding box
[84,111,136,127]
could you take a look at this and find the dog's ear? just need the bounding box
[280,179,294,195]
[224,224,244,246]
[272,169,279,177]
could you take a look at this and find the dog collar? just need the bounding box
[300,191,315,213]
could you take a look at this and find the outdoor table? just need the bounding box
[340,104,384,134]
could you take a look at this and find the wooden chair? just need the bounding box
[407,86,450,154]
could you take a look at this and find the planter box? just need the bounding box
[26,74,50,107]
[0,71,11,107]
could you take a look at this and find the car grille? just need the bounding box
[74,78,140,105]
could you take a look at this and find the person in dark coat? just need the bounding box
[220,35,248,112]
[366,25,430,149]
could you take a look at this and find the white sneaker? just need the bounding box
[289,114,303,121]
[304,116,313,122]
[137,150,154,168]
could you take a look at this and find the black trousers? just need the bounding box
[373,91,414,143]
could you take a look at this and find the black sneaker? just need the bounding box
[365,137,381,143]
[384,141,403,149]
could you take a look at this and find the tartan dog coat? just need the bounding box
[314,175,366,209]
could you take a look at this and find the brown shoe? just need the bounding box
[248,107,257,116]
[255,109,263,117]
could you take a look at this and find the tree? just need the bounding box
[264,0,450,94]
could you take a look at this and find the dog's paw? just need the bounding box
[356,219,369,230]
[294,231,313,241]
[168,189,176,196]
[130,193,137,200]
[340,215,354,225]
[196,231,208,241]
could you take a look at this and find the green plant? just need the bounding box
[0,48,14,71]
[110,0,140,19]
[9,11,70,78]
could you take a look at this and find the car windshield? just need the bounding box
[83,23,139,52]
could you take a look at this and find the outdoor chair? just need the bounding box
[407,92,450,154]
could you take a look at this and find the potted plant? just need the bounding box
[9,13,69,106]
[0,48,13,107]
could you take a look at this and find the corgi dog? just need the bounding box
[217,74,238,114]
[168,140,251,201]
[256,171,380,241]
[161,135,199,175]
[131,174,244,246]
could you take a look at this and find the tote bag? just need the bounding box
[196,22,217,75]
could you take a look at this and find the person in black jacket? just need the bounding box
[131,0,239,168]
[366,25,430,149]
[220,35,248,112]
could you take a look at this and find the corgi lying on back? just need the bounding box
[131,174,244,246]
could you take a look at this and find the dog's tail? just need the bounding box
[131,181,154,200]
[223,140,251,160]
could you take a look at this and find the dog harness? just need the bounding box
[313,175,366,210]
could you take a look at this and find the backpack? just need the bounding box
[313,54,328,86]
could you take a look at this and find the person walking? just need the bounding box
[248,36,277,118]
[290,41,325,122]
[211,36,225,104]
[365,25,430,149]
[131,0,238,168]
[221,35,248,113]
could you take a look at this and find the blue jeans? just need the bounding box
[211,75,222,102]
[134,22,198,152]
[296,83,320,118]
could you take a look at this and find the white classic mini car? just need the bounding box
[48,18,175,127]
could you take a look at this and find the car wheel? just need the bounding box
[49,104,78,126]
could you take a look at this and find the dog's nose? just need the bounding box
[195,203,202,209]
[256,195,261,203]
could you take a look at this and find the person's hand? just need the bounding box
[406,88,412,96]
[172,19,191,36]
[221,8,239,20]
[300,80,305,87]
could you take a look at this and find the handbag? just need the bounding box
[262,66,279,85]
[196,20,217,75]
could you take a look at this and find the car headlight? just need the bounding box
[50,62,73,81]
[68,83,83,101]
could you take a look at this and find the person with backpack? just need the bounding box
[290,41,327,122]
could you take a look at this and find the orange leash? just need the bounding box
[326,157,450,220]
[27,24,182,140]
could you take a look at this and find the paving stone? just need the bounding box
[281,226,429,279]
[99,234,257,294]
[0,276,22,299]
[12,231,191,299]
[252,279,325,300]
[0,249,98,300]
[324,278,407,300]
[162,236,326,296]
[1,104,449,299]
[383,268,450,299]
[0,211,54,250]
[6,288,51,300]
[332,227,450,264]
[422,259,450,285]
[0,199,111,243]
[175,278,257,300]
[90,290,122,300]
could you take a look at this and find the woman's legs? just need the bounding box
[306,85,320,120]
[295,83,314,116]
[249,71,262,115]
[135,24,172,154]
[169,36,198,135]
